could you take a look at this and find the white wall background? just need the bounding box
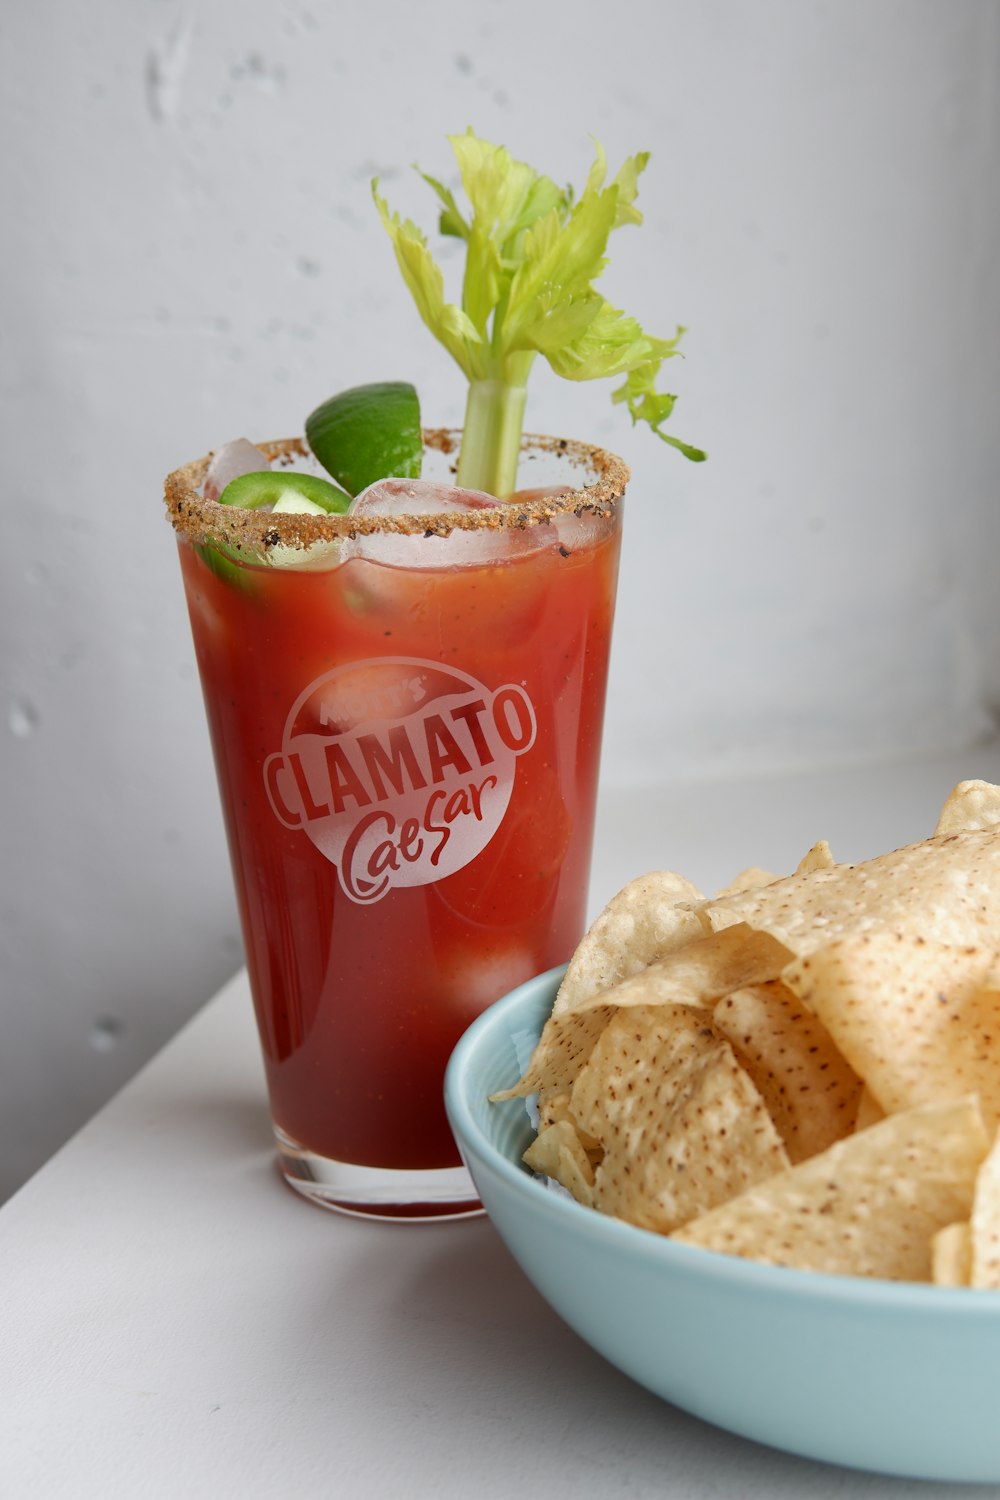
[2,0,999,1201]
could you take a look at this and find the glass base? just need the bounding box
[273,1125,484,1221]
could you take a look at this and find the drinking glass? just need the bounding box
[164,431,628,1219]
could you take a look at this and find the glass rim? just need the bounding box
[163,429,629,554]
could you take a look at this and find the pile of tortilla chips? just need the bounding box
[494,780,1000,1285]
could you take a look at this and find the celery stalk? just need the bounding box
[456,380,528,496]
[374,130,704,497]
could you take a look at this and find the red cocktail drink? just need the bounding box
[166,434,627,1217]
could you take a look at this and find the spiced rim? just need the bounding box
[164,430,629,553]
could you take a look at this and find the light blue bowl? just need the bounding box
[445,965,1000,1482]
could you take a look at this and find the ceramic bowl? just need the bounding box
[444,965,1000,1482]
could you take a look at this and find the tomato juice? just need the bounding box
[170,439,626,1216]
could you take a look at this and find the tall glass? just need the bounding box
[164,431,627,1219]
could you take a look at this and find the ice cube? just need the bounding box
[509,483,604,551]
[441,945,538,1021]
[351,477,498,521]
[341,478,547,569]
[203,438,270,500]
[554,510,608,551]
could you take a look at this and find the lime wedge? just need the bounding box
[305,382,422,497]
[218,471,350,513]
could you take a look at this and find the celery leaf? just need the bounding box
[374,132,703,491]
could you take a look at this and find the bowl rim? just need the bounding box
[445,965,1000,1319]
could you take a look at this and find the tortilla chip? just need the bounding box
[935,780,1000,836]
[537,1089,572,1131]
[795,839,836,875]
[570,1005,790,1234]
[523,1120,595,1207]
[536,1090,601,1155]
[491,1005,615,1102]
[853,1086,886,1132]
[501,781,1000,1286]
[784,934,1000,1126]
[672,1097,989,1279]
[579,923,791,1016]
[713,981,862,1163]
[699,826,1000,958]
[495,923,791,1103]
[971,1127,1000,1288]
[553,871,704,1015]
[932,1222,972,1287]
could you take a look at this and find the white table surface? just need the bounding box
[7,750,1000,1500]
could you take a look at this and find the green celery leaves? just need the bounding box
[374,130,704,494]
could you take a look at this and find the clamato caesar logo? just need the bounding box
[264,656,536,904]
